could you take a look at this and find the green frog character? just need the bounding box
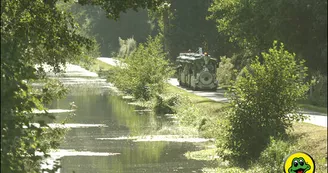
[288,157,311,173]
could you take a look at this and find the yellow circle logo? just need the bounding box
[283,152,315,173]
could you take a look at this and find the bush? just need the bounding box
[219,41,310,167]
[117,37,137,58]
[173,96,208,130]
[113,35,174,100]
[153,94,181,115]
[256,137,297,172]
[217,56,237,86]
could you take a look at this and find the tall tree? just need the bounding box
[208,0,327,74]
[150,0,237,61]
[1,0,164,172]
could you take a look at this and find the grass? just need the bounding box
[164,84,228,114]
[185,148,217,161]
[87,59,116,72]
[218,85,327,115]
[87,58,327,172]
[289,122,327,172]
[300,103,327,114]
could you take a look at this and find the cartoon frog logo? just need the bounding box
[288,157,311,173]
[283,152,315,173]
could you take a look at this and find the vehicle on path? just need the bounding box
[176,48,218,91]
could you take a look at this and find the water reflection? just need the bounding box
[48,87,216,172]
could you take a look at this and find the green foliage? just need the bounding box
[78,0,165,20]
[185,148,217,161]
[217,137,298,172]
[66,3,156,56]
[217,56,237,86]
[174,96,207,130]
[148,2,172,33]
[149,0,237,61]
[113,35,174,100]
[208,0,327,74]
[308,72,327,107]
[1,0,88,171]
[153,93,181,115]
[118,37,137,58]
[218,41,310,167]
[256,137,297,173]
[1,0,163,172]
[1,78,69,173]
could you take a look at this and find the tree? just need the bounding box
[208,0,327,75]
[217,41,310,167]
[1,0,164,172]
[67,4,153,57]
[149,0,237,61]
[216,56,237,86]
[113,35,174,100]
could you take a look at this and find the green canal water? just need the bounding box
[45,85,217,173]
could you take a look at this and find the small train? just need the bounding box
[176,48,218,91]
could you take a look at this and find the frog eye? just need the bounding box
[294,160,298,167]
[299,160,304,166]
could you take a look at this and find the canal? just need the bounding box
[42,64,216,173]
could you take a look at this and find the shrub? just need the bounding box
[113,35,174,100]
[217,56,237,86]
[256,137,297,172]
[117,37,137,58]
[173,96,208,130]
[153,93,181,115]
[219,41,310,167]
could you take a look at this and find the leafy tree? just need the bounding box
[307,71,327,107]
[113,35,174,100]
[208,0,327,75]
[1,0,164,172]
[216,56,237,86]
[149,0,237,61]
[78,0,164,19]
[217,41,310,167]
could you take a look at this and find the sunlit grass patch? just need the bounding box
[164,84,213,103]
[89,59,116,72]
[185,148,217,161]
[289,122,327,172]
[156,126,199,136]
[299,103,327,114]
[202,167,247,173]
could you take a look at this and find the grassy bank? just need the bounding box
[88,59,116,71]
[218,85,327,115]
[86,59,327,172]
[300,103,327,114]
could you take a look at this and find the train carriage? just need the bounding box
[176,49,218,90]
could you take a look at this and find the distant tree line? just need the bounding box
[66,3,155,57]
[71,0,326,76]
[66,0,326,106]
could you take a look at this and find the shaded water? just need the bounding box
[42,65,216,172]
